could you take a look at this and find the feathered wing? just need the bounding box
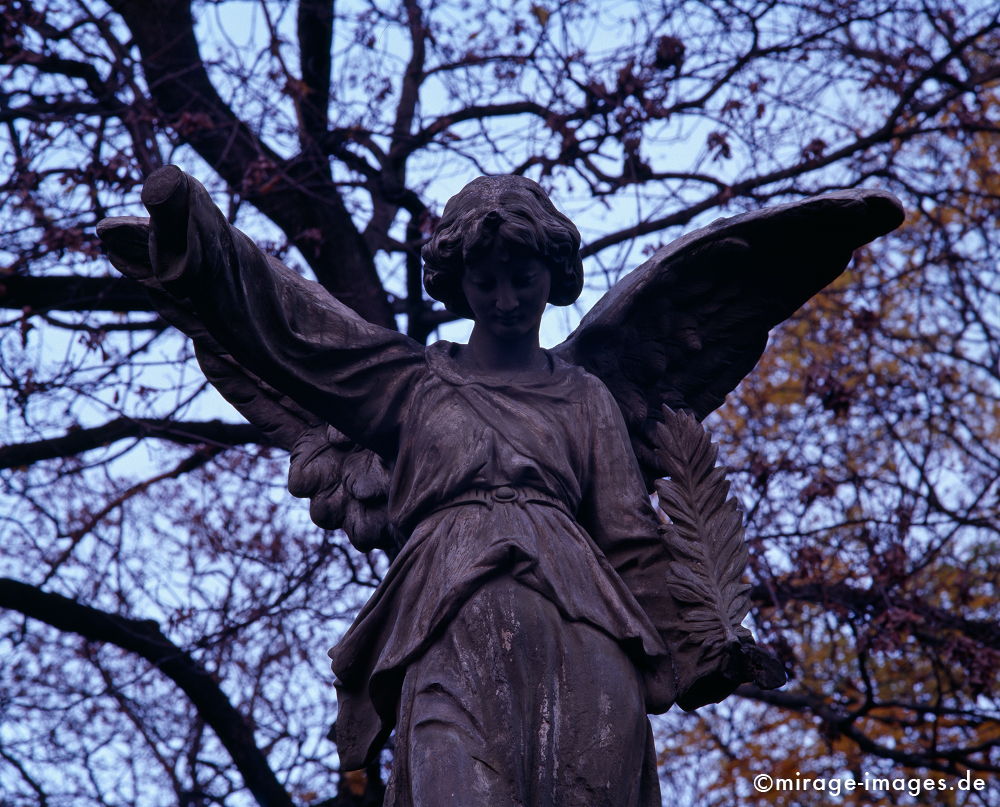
[554,190,903,698]
[553,189,905,481]
[96,216,397,555]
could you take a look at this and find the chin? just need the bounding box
[490,321,534,339]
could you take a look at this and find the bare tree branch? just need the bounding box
[753,581,1000,651]
[1,418,267,470]
[106,0,395,327]
[0,578,296,807]
[738,685,999,775]
[296,0,334,148]
[0,275,154,313]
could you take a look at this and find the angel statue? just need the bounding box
[98,166,902,806]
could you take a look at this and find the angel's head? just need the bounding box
[422,175,583,321]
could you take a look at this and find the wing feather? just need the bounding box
[554,190,904,483]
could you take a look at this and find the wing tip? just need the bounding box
[861,189,906,236]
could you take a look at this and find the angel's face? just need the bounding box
[462,240,551,341]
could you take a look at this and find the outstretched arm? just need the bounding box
[125,166,423,458]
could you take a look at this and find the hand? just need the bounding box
[142,164,191,279]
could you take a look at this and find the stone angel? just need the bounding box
[98,167,902,806]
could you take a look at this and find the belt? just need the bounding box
[430,486,572,517]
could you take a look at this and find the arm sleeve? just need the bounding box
[579,378,750,712]
[149,173,423,458]
[577,380,682,711]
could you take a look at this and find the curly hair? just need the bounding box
[422,176,584,319]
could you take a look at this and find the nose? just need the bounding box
[495,281,518,313]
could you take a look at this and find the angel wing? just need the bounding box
[553,188,905,482]
[552,189,902,699]
[96,216,398,556]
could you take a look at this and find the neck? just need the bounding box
[465,326,545,373]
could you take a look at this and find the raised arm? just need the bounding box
[134,166,423,458]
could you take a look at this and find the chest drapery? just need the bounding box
[388,343,590,530]
[328,342,679,768]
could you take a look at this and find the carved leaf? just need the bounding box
[652,405,752,656]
